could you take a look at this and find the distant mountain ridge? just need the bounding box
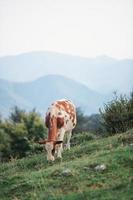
[0,51,132,94]
[0,75,110,117]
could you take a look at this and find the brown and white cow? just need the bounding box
[39,99,76,161]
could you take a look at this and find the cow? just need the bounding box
[39,99,77,161]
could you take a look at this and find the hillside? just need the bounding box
[0,75,109,117]
[0,131,133,200]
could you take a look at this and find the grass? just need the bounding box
[0,131,133,200]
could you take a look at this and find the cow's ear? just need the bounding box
[55,141,63,145]
[38,139,47,144]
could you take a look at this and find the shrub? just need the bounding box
[100,92,133,135]
[0,107,47,161]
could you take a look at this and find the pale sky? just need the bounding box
[0,0,133,58]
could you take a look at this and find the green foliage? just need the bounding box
[0,131,132,200]
[9,106,26,123]
[0,128,11,161]
[9,122,30,158]
[74,107,87,133]
[0,107,47,161]
[100,92,133,135]
[23,110,46,141]
[86,114,105,134]
[74,108,104,135]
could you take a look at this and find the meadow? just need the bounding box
[0,130,133,200]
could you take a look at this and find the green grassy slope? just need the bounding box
[0,131,133,200]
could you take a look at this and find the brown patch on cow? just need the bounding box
[57,117,64,129]
[56,101,67,110]
[45,113,51,128]
[56,101,75,115]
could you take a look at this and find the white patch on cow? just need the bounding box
[57,127,65,140]
[58,99,67,102]
[47,105,58,117]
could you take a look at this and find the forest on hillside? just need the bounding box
[0,92,133,162]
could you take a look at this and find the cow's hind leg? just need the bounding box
[65,130,72,150]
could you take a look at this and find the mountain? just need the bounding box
[0,51,132,94]
[0,75,110,117]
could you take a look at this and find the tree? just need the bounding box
[23,109,47,141]
[9,106,25,123]
[0,128,11,161]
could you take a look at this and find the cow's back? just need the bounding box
[45,99,76,131]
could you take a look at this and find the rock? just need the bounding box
[94,164,106,171]
[61,168,73,176]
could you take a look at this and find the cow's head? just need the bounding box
[38,140,63,161]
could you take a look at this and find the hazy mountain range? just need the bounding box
[0,51,132,94]
[0,51,132,117]
[0,75,111,117]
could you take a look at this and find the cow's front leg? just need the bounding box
[45,142,55,161]
[56,128,65,158]
[56,143,63,158]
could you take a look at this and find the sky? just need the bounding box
[0,0,133,58]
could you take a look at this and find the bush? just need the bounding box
[118,129,133,145]
[0,107,47,161]
[100,92,133,135]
